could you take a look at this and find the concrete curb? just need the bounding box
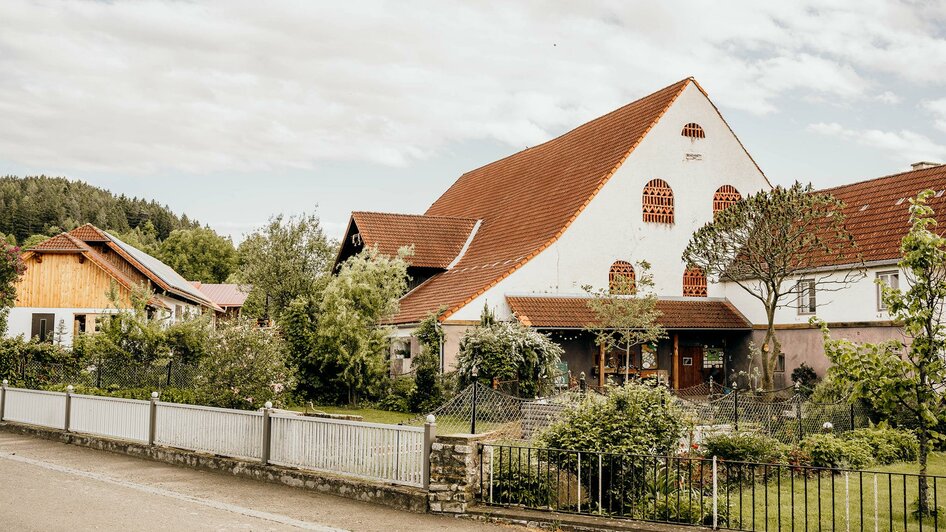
[0,421,428,513]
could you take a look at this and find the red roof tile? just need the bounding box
[351,212,478,269]
[506,295,751,330]
[27,233,86,251]
[68,224,110,241]
[815,163,946,266]
[391,78,694,323]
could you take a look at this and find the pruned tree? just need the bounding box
[583,260,666,384]
[682,182,862,389]
[819,190,946,516]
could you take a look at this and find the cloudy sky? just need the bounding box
[1,1,945,241]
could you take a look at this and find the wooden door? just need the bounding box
[677,345,704,389]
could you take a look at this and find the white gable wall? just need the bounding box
[449,83,770,322]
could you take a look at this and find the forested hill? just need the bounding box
[0,175,200,245]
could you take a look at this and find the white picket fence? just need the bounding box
[0,384,432,487]
[270,413,425,486]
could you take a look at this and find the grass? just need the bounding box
[721,454,946,531]
[287,404,411,425]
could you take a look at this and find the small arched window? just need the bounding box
[682,123,705,139]
[609,261,636,295]
[642,179,674,224]
[683,267,708,297]
[713,185,742,215]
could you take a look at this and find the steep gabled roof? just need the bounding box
[391,78,695,323]
[815,163,946,267]
[506,295,751,330]
[349,212,479,269]
[24,224,222,311]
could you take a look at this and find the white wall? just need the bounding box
[722,264,900,326]
[6,307,120,347]
[449,83,770,321]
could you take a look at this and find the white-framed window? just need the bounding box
[876,270,900,311]
[797,278,816,315]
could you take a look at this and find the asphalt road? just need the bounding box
[0,431,529,532]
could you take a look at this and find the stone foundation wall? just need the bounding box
[427,433,492,514]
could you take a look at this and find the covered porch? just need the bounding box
[506,295,753,390]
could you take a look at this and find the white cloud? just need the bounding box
[808,122,946,163]
[923,99,946,133]
[875,91,902,104]
[0,0,943,174]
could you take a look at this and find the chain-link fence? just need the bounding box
[675,388,871,445]
[401,383,531,437]
[13,359,196,390]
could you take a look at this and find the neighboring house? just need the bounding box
[7,224,222,346]
[725,162,946,384]
[192,282,250,319]
[336,77,772,388]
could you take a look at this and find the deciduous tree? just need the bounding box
[0,243,25,334]
[158,227,237,283]
[682,182,861,389]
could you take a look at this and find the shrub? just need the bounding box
[540,383,689,456]
[844,427,918,465]
[377,375,415,413]
[701,432,788,464]
[409,313,445,413]
[791,363,818,395]
[41,384,198,404]
[194,320,294,410]
[801,433,873,469]
[491,454,556,508]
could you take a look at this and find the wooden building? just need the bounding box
[7,224,222,345]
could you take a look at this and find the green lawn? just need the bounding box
[721,454,946,531]
[287,404,411,425]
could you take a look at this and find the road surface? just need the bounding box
[0,431,529,531]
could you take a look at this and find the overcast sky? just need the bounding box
[1,1,945,242]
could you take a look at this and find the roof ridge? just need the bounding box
[820,163,946,194]
[352,211,478,222]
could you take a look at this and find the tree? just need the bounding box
[286,247,409,404]
[819,190,946,515]
[456,306,563,398]
[409,310,446,413]
[583,261,665,383]
[158,227,237,283]
[194,319,294,409]
[236,213,336,320]
[682,182,861,389]
[0,243,25,334]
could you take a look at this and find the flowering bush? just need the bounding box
[0,244,25,334]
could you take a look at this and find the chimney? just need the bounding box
[911,161,941,171]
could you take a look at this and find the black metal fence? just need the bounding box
[479,443,946,531]
[14,359,196,390]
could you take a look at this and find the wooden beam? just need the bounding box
[672,333,680,390]
[598,342,605,388]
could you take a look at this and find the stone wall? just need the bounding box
[427,433,492,514]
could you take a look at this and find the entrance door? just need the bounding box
[30,313,55,342]
[677,345,704,389]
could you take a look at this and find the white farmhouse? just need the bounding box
[336,78,772,389]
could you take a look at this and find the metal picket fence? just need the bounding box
[480,442,946,531]
[0,381,434,488]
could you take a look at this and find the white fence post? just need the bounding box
[0,379,6,421]
[712,455,719,529]
[261,401,272,465]
[423,414,436,489]
[148,392,158,445]
[64,385,73,432]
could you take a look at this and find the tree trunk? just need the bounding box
[760,303,778,391]
[919,428,930,516]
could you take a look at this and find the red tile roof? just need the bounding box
[27,233,86,251]
[350,212,478,269]
[194,283,250,307]
[390,78,695,323]
[506,295,751,330]
[816,163,946,266]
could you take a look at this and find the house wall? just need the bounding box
[15,253,131,309]
[449,83,769,322]
[6,306,120,346]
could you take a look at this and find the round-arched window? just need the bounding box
[713,185,742,215]
[642,179,674,224]
[609,261,636,295]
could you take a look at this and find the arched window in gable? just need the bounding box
[609,261,636,295]
[642,179,674,224]
[683,266,708,297]
[682,123,706,139]
[713,185,742,215]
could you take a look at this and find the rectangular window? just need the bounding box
[775,353,786,373]
[876,270,900,311]
[797,279,816,315]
